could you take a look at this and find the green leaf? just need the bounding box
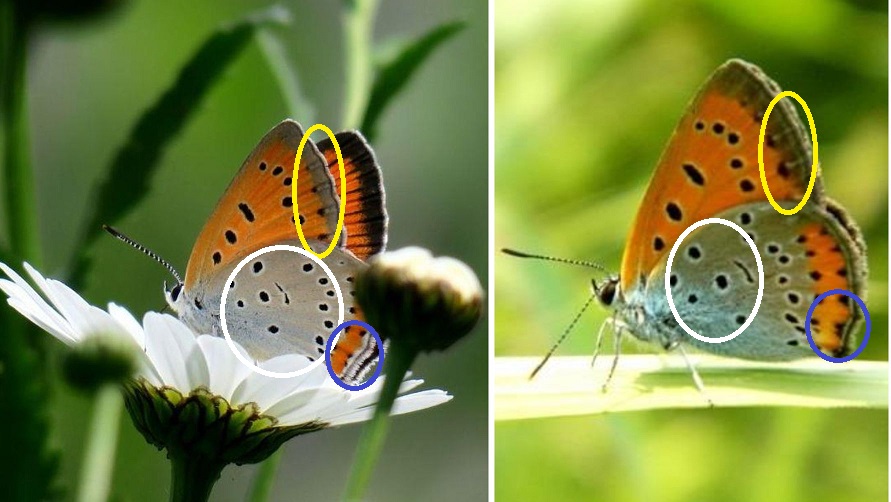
[495,356,888,420]
[68,5,291,287]
[360,20,464,141]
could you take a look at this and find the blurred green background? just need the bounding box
[495,0,887,501]
[6,0,487,500]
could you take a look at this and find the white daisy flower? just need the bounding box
[0,262,452,467]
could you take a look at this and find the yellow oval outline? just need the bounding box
[292,123,346,259]
[757,90,819,216]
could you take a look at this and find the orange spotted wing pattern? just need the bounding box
[184,120,340,289]
[621,59,865,356]
[795,203,867,355]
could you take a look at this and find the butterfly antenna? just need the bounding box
[103,225,183,284]
[502,248,608,273]
[529,293,596,380]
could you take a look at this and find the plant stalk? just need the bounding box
[77,384,123,502]
[248,449,283,502]
[341,0,378,129]
[1,0,40,265]
[169,453,224,502]
[343,341,417,501]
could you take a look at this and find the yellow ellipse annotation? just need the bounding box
[292,123,346,259]
[758,91,819,216]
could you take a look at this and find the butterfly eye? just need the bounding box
[169,283,183,302]
[596,279,617,306]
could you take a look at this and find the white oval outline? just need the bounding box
[664,217,764,344]
[220,244,345,379]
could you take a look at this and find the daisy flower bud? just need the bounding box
[62,333,138,393]
[355,246,484,353]
[345,248,482,498]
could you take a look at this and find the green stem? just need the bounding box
[0,5,55,500]
[343,342,418,501]
[248,449,283,502]
[77,384,123,502]
[1,0,40,265]
[341,0,378,129]
[169,453,224,502]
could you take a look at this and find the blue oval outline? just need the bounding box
[804,288,870,363]
[324,320,384,390]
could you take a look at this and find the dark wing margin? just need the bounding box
[317,132,388,260]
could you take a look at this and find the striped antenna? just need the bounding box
[103,225,183,284]
[529,293,596,379]
[501,248,608,273]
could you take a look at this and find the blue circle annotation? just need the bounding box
[324,320,384,390]
[804,288,870,363]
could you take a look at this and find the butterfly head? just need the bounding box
[102,225,189,313]
[164,281,186,314]
[592,277,619,307]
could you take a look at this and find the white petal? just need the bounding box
[183,339,211,390]
[5,296,77,345]
[24,264,97,338]
[196,336,253,401]
[328,391,453,426]
[137,357,164,387]
[344,378,426,409]
[0,265,74,340]
[18,266,130,346]
[274,387,352,425]
[143,313,197,391]
[231,355,315,409]
[307,378,405,422]
[108,303,145,348]
[44,278,132,342]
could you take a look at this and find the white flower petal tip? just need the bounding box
[1,261,142,346]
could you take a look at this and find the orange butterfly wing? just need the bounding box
[794,203,867,355]
[183,120,388,377]
[622,60,866,355]
[330,305,380,380]
[183,120,340,290]
[317,132,388,376]
[620,60,816,292]
[317,132,388,260]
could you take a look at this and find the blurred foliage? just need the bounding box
[362,20,465,141]
[70,5,289,287]
[2,0,487,500]
[1,2,57,499]
[495,0,887,501]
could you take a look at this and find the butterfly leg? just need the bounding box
[589,316,613,368]
[601,322,624,393]
[676,344,714,407]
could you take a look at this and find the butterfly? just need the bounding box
[513,59,868,389]
[135,120,387,384]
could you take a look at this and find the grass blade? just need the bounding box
[495,355,888,420]
[360,21,465,141]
